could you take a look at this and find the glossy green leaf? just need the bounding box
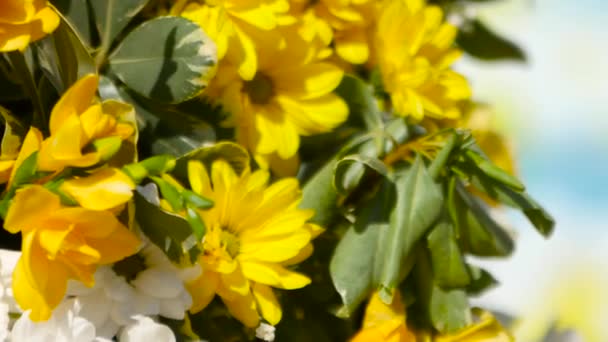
[89,0,150,47]
[336,74,383,130]
[427,216,470,288]
[334,154,390,195]
[449,180,514,257]
[329,180,396,317]
[135,185,200,264]
[108,16,217,103]
[457,19,526,62]
[379,156,443,302]
[51,0,96,47]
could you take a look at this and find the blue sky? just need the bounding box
[455,0,608,337]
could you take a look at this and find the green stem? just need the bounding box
[6,51,46,131]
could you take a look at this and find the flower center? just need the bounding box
[220,229,240,259]
[243,73,275,105]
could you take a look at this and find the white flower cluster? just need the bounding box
[0,241,195,342]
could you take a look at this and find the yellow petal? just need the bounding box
[188,269,219,313]
[240,261,310,289]
[188,160,212,196]
[12,258,53,321]
[252,282,282,325]
[273,62,344,100]
[60,168,135,211]
[50,74,99,135]
[220,265,250,296]
[87,222,140,264]
[239,228,311,263]
[4,185,60,234]
[335,29,369,65]
[7,126,42,188]
[221,291,260,328]
[276,93,348,136]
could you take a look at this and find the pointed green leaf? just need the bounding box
[89,0,150,47]
[334,154,391,195]
[329,180,396,317]
[108,16,217,103]
[51,0,96,47]
[379,157,443,301]
[465,149,525,191]
[135,185,200,264]
[185,205,206,240]
[466,265,499,296]
[457,19,526,62]
[427,216,470,288]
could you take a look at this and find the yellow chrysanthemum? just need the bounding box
[375,0,471,121]
[186,159,322,327]
[37,74,135,172]
[0,0,60,52]
[210,28,348,175]
[5,185,140,321]
[290,0,377,64]
[173,0,294,80]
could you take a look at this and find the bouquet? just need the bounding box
[0,0,554,341]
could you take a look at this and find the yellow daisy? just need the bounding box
[186,159,322,327]
[211,28,348,175]
[173,0,294,80]
[375,0,471,121]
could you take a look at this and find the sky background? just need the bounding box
[457,0,608,340]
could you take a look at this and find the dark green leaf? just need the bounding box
[330,180,396,317]
[336,74,383,130]
[379,156,443,302]
[334,154,390,195]
[135,185,200,264]
[108,16,217,103]
[89,0,150,47]
[51,0,96,47]
[465,149,524,191]
[427,216,470,288]
[449,180,514,257]
[466,265,498,296]
[457,19,526,62]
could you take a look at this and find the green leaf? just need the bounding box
[11,152,38,188]
[135,185,201,264]
[449,180,514,257]
[51,0,96,47]
[430,286,471,333]
[150,176,184,212]
[333,154,390,195]
[89,0,150,48]
[335,74,383,130]
[173,141,249,183]
[301,157,340,227]
[466,265,498,296]
[329,179,396,317]
[465,149,524,191]
[379,156,443,302]
[465,167,555,237]
[185,205,206,240]
[427,216,470,288]
[457,19,526,62]
[36,14,96,93]
[182,189,213,209]
[0,106,25,159]
[108,16,217,103]
[150,117,216,157]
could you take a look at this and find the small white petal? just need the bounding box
[159,299,186,320]
[133,292,160,316]
[105,276,135,302]
[75,291,112,328]
[131,269,182,299]
[118,316,175,342]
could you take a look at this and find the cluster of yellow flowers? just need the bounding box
[1,75,141,321]
[0,0,503,338]
[170,0,471,175]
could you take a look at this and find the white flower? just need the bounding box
[119,316,175,342]
[9,299,99,342]
[0,249,21,342]
[256,323,276,342]
[67,240,195,338]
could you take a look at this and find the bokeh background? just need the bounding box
[457,0,608,341]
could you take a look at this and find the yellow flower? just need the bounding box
[211,28,348,175]
[186,159,321,327]
[375,0,471,121]
[60,168,135,211]
[37,74,135,172]
[173,0,294,80]
[290,0,377,64]
[0,0,60,52]
[351,291,417,342]
[5,185,140,321]
[435,309,513,342]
